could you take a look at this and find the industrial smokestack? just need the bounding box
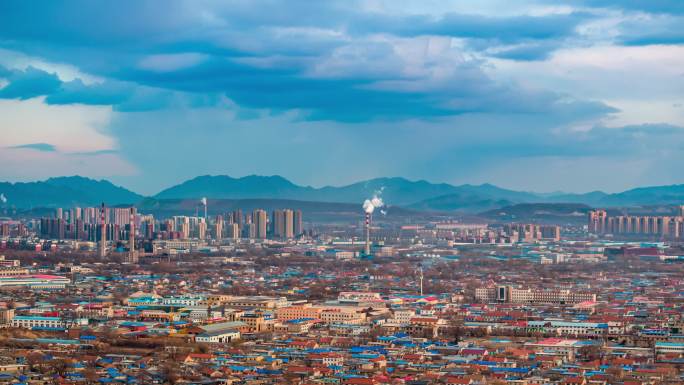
[365,212,371,255]
[201,197,208,219]
[362,191,384,257]
[128,207,138,263]
[419,266,424,296]
[99,202,107,259]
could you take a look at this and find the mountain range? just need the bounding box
[0,176,142,208]
[3,174,684,213]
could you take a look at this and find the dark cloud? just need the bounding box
[1,0,682,193]
[358,12,589,42]
[616,16,684,45]
[8,143,57,152]
[574,0,684,14]
[46,79,130,106]
[0,59,616,123]
[0,1,588,44]
[0,66,61,100]
[44,78,198,112]
[0,0,610,121]
[0,70,219,112]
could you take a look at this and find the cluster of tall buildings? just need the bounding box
[209,208,303,240]
[0,222,27,238]
[40,206,143,243]
[501,224,561,242]
[37,206,304,243]
[588,207,684,239]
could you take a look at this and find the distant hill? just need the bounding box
[154,175,539,207]
[5,174,684,213]
[311,177,460,205]
[0,176,142,208]
[478,203,593,224]
[408,193,514,213]
[155,175,461,205]
[598,184,684,206]
[155,175,315,201]
[543,191,609,205]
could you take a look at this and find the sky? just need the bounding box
[0,0,683,195]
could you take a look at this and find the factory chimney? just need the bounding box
[128,207,138,263]
[419,267,424,296]
[365,212,371,256]
[98,202,107,259]
[362,192,384,257]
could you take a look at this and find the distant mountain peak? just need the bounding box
[4,173,684,211]
[0,175,142,208]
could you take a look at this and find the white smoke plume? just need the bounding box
[362,190,385,214]
[200,197,207,206]
[0,193,6,204]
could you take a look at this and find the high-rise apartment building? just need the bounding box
[294,209,303,237]
[214,215,223,240]
[272,209,295,239]
[244,223,256,239]
[540,225,561,241]
[588,209,684,239]
[0,223,10,237]
[70,207,82,224]
[83,207,98,224]
[233,209,243,231]
[195,218,205,240]
[227,223,239,240]
[113,208,131,226]
[253,210,268,239]
[271,209,295,239]
[588,209,608,234]
[272,210,284,238]
[284,209,294,239]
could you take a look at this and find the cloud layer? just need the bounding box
[0,0,683,193]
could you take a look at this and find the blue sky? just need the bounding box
[0,0,683,194]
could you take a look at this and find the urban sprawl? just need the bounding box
[0,204,683,384]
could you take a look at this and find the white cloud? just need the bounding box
[605,99,684,127]
[489,44,684,126]
[0,97,138,181]
[0,97,115,152]
[0,149,137,182]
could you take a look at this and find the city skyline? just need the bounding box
[1,1,683,195]
[3,2,684,380]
